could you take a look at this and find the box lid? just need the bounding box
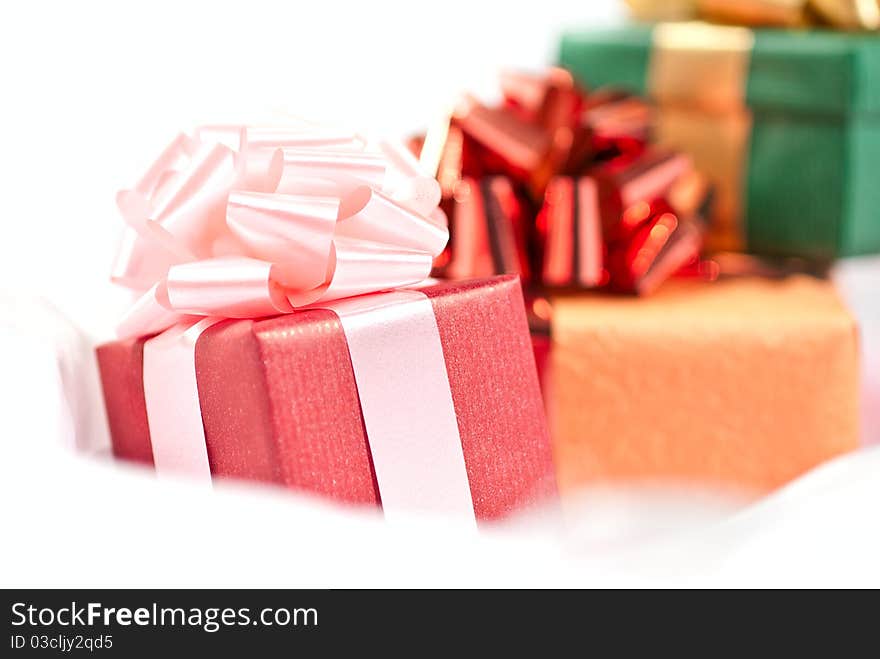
[559,24,880,116]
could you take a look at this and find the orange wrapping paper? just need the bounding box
[551,276,860,495]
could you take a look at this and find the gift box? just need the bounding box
[549,275,860,494]
[96,125,556,523]
[98,275,555,521]
[559,23,880,260]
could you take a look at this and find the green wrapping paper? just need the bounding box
[559,25,880,260]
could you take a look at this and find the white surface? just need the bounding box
[2,437,879,587]
[0,294,110,454]
[2,0,879,587]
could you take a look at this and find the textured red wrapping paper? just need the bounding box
[96,276,556,521]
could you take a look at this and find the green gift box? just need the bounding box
[559,23,880,260]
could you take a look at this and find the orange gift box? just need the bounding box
[549,275,860,495]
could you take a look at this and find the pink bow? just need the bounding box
[112,125,447,339]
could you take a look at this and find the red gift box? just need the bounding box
[97,275,557,521]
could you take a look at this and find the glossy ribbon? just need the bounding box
[542,177,603,288]
[415,69,710,294]
[117,125,474,521]
[114,126,448,339]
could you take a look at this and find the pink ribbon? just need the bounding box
[114,125,475,522]
[114,126,449,339]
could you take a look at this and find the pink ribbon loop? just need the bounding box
[113,125,448,339]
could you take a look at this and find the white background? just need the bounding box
[2,0,880,588]
[1,0,622,340]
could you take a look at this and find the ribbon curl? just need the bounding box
[112,125,447,339]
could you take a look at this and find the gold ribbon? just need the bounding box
[810,0,880,30]
[626,0,880,30]
[648,21,754,251]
